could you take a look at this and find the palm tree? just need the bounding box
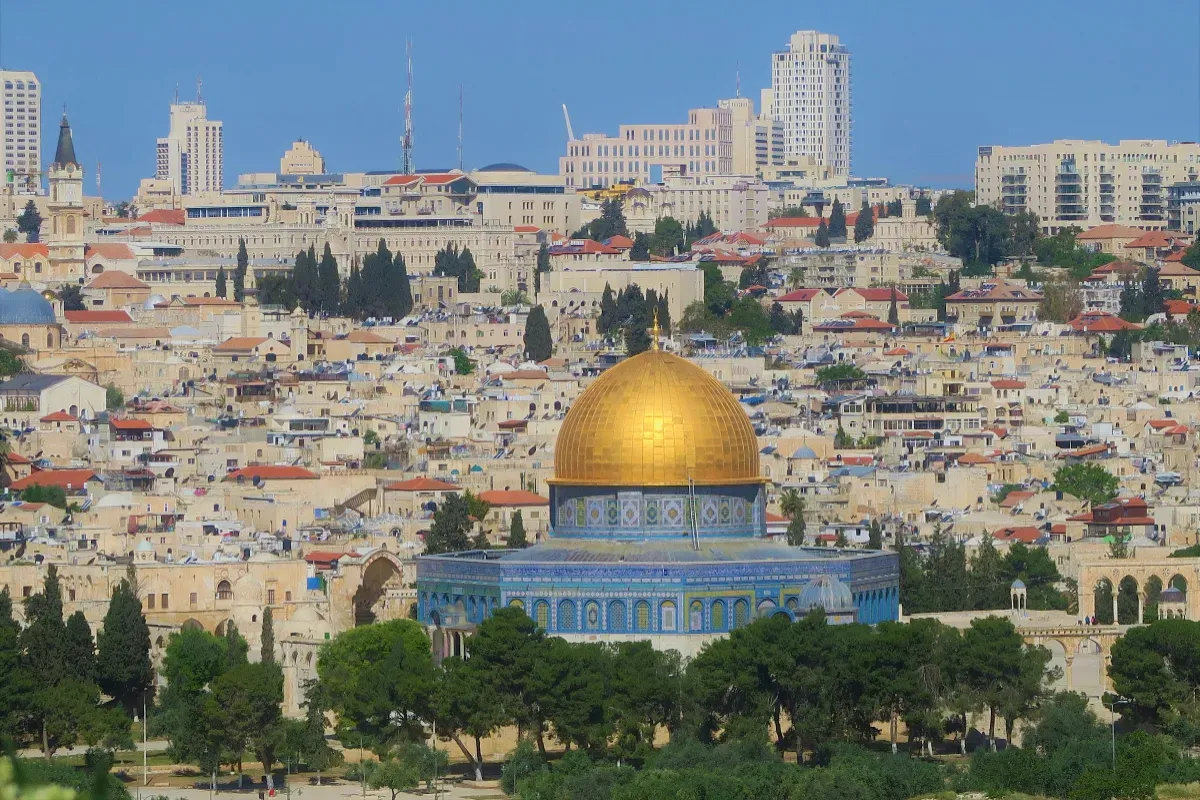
[788,267,804,289]
[779,488,804,521]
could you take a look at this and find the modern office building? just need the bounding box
[559,106,733,189]
[719,97,785,176]
[156,97,223,195]
[765,31,852,177]
[975,140,1200,234]
[1,70,41,193]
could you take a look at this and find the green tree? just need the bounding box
[1142,266,1165,318]
[535,242,551,294]
[433,655,503,780]
[294,247,316,310]
[523,305,553,362]
[0,349,23,377]
[63,611,97,684]
[853,202,875,243]
[426,494,473,555]
[816,362,867,384]
[214,267,227,299]
[1,229,17,243]
[619,285,652,355]
[1054,410,1070,424]
[224,621,248,670]
[783,490,807,547]
[887,287,899,325]
[814,219,831,248]
[317,244,341,314]
[56,284,84,312]
[464,608,549,750]
[828,200,847,239]
[315,620,434,750]
[1181,240,1200,271]
[369,757,421,800]
[651,217,685,256]
[507,510,528,548]
[234,238,248,302]
[630,232,651,261]
[867,519,883,550]
[768,302,799,335]
[96,580,153,714]
[260,606,275,665]
[105,384,123,411]
[211,661,284,779]
[1052,463,1119,506]
[292,687,343,782]
[344,261,365,318]
[16,200,42,243]
[447,347,474,375]
[534,639,613,754]
[0,588,32,742]
[598,283,618,334]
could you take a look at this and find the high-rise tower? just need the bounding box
[47,114,86,281]
[766,31,851,176]
[1,70,41,193]
[155,81,223,194]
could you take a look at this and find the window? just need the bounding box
[734,599,749,628]
[712,600,727,630]
[189,592,198,608]
[161,594,168,610]
[534,600,549,629]
[608,600,626,632]
[216,580,233,600]
[285,591,292,602]
[689,600,704,631]
[147,593,155,609]
[267,589,276,605]
[661,601,677,631]
[69,589,76,602]
[634,600,650,631]
[558,599,577,631]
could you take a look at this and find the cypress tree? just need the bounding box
[224,621,248,669]
[344,261,364,318]
[21,565,65,687]
[523,305,553,362]
[507,511,528,548]
[317,244,341,314]
[63,610,96,684]
[215,266,227,298]
[657,291,671,335]
[888,287,900,325]
[0,587,32,740]
[234,238,248,302]
[96,580,153,713]
[260,607,275,665]
[389,252,414,319]
[815,220,831,248]
[459,247,480,292]
[854,201,875,243]
[828,199,847,239]
[535,243,550,295]
[598,283,617,334]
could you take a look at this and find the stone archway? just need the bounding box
[1079,557,1200,622]
[351,552,405,626]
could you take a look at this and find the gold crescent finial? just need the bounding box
[651,309,660,350]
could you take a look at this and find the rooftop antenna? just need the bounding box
[402,40,414,174]
[174,83,179,104]
[96,161,101,196]
[561,104,575,142]
[736,61,741,98]
[457,84,463,172]
[196,75,203,104]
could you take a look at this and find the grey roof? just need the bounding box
[797,574,855,612]
[438,536,885,565]
[0,374,70,394]
[54,114,78,167]
[477,162,531,172]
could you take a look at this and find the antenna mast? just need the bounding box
[736,61,741,98]
[402,40,414,174]
[196,75,203,104]
[96,162,101,196]
[457,84,463,172]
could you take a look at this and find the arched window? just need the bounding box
[634,600,650,631]
[509,598,525,611]
[584,601,600,630]
[608,600,627,632]
[216,580,233,600]
[533,600,549,629]
[689,600,703,631]
[711,600,727,631]
[20,334,29,348]
[47,333,54,348]
[66,217,76,235]
[660,601,677,631]
[558,599,577,632]
[733,599,749,628]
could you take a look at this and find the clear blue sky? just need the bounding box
[3,0,1198,200]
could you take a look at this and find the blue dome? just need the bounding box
[1011,579,1026,589]
[0,287,56,325]
[798,575,854,613]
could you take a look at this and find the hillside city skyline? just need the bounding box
[2,0,1198,199]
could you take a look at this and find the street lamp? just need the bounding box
[1104,695,1130,771]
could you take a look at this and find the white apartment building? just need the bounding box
[626,175,771,234]
[976,139,1200,234]
[765,31,852,177]
[719,98,784,176]
[156,100,224,195]
[559,107,732,189]
[1,70,41,193]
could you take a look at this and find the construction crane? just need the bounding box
[561,104,575,143]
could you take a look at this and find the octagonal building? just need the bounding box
[416,348,900,656]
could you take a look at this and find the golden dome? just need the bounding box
[552,350,762,487]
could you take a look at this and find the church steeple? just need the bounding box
[53,113,79,168]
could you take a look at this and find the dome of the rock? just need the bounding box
[552,349,760,487]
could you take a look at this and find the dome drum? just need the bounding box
[551,484,765,539]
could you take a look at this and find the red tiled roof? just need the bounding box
[1164,299,1196,316]
[1125,230,1185,249]
[957,452,995,465]
[224,465,319,481]
[385,477,460,492]
[86,271,150,290]
[214,336,269,352]
[1156,261,1200,277]
[1060,443,1111,458]
[0,243,50,260]
[39,411,76,422]
[777,288,822,302]
[85,243,136,261]
[838,287,909,302]
[991,379,1026,390]
[1068,311,1142,333]
[992,526,1042,544]
[946,281,1041,302]
[514,225,541,233]
[110,418,153,431]
[548,239,621,256]
[498,419,529,429]
[999,490,1034,509]
[477,489,548,506]
[10,469,98,490]
[604,235,634,248]
[6,452,30,463]
[884,347,913,356]
[64,310,134,323]
[137,209,185,225]
[1075,224,1143,241]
